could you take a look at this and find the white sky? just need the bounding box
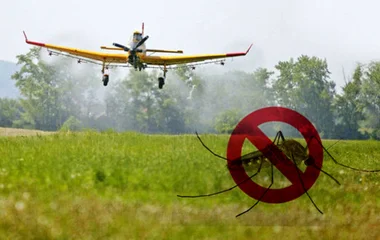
[2,0,380,91]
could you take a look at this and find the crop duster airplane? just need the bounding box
[23,23,252,89]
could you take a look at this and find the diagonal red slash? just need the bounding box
[227,107,323,204]
[245,125,306,185]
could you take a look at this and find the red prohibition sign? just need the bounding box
[227,107,323,203]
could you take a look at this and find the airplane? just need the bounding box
[23,23,252,89]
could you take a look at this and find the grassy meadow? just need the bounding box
[0,129,379,239]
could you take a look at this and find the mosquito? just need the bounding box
[177,131,379,217]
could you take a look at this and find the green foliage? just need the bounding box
[360,62,380,132]
[11,48,65,130]
[6,47,380,139]
[0,98,23,128]
[369,128,380,140]
[105,70,188,133]
[11,47,102,131]
[0,132,379,238]
[333,65,366,139]
[273,55,336,138]
[59,116,83,132]
[214,109,243,133]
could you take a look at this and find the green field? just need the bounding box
[0,130,379,239]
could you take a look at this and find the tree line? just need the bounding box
[1,47,379,139]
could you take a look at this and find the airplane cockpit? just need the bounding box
[133,31,143,42]
[129,31,146,52]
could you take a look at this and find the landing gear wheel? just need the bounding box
[158,77,165,89]
[102,75,109,86]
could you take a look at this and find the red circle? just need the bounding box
[227,107,323,203]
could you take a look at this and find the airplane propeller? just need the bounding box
[112,42,130,51]
[134,36,149,50]
[112,35,149,54]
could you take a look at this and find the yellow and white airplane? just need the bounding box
[23,23,252,89]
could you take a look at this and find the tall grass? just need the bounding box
[0,131,379,239]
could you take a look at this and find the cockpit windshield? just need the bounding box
[134,33,142,41]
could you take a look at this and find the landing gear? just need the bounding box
[138,64,147,72]
[158,77,165,89]
[101,63,110,87]
[158,64,168,89]
[102,74,109,86]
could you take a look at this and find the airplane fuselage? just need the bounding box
[126,31,148,69]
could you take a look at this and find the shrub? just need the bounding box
[59,116,83,132]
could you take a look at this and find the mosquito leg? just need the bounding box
[310,163,341,185]
[291,153,323,214]
[235,163,274,218]
[273,131,279,145]
[273,131,285,146]
[177,157,264,198]
[195,131,228,161]
[325,138,343,151]
[278,130,286,142]
[196,131,272,166]
[307,135,380,172]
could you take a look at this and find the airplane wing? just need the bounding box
[140,44,252,66]
[23,31,128,64]
[24,31,252,69]
[145,49,183,54]
[100,46,184,54]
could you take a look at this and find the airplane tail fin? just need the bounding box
[142,22,144,36]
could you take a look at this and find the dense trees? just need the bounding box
[105,70,188,133]
[0,98,23,128]
[358,62,380,139]
[333,65,366,139]
[2,47,379,139]
[273,56,336,138]
[10,47,103,131]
